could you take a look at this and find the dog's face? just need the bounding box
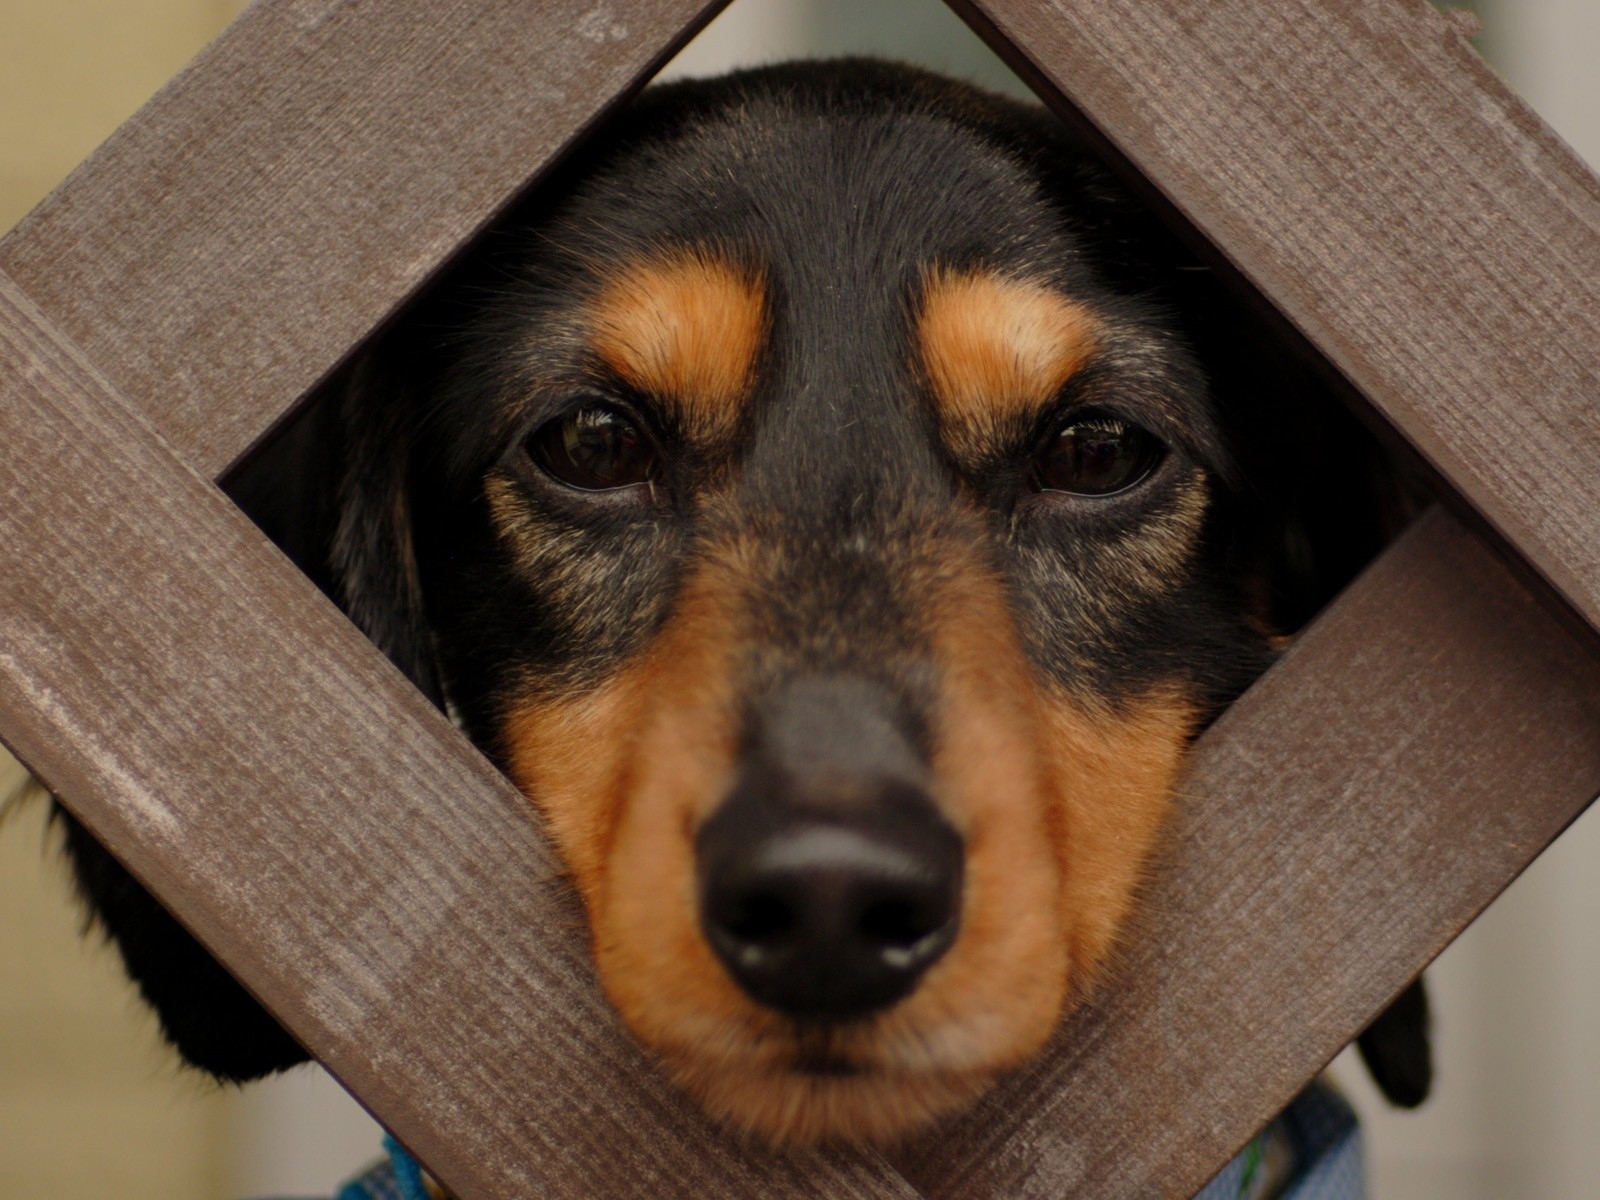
[81,61,1428,1150]
[330,63,1270,1144]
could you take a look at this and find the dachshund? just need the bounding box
[55,59,1430,1149]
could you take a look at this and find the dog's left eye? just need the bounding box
[527,404,659,491]
[1032,416,1165,497]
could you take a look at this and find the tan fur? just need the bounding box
[918,267,1101,462]
[1040,692,1195,988]
[501,676,637,897]
[501,521,1196,1146]
[591,251,767,443]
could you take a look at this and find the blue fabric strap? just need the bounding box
[334,1136,431,1200]
[1195,1079,1363,1200]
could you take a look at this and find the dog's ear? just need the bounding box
[1042,148,1436,1105]
[324,354,445,708]
[228,350,444,705]
[1170,271,1435,1108]
[1177,270,1420,637]
[49,350,444,1084]
[1357,977,1433,1108]
[54,805,309,1079]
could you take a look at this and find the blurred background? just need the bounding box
[1,0,1596,1196]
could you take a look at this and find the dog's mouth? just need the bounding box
[793,1055,864,1078]
[507,663,1199,1144]
[789,1024,872,1078]
[643,997,1048,1147]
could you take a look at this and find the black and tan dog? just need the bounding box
[57,61,1429,1148]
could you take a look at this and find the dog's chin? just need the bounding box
[621,982,1068,1147]
[661,1050,1002,1147]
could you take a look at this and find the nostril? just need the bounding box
[721,892,795,945]
[708,889,801,971]
[859,896,942,950]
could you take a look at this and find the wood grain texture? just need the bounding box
[6,3,1600,1197]
[0,0,730,479]
[0,272,922,1199]
[889,509,1600,1197]
[949,0,1600,638]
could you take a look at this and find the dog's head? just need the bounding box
[331,62,1275,1142]
[63,61,1420,1145]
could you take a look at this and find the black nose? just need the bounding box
[699,803,963,1019]
[696,676,962,1020]
[700,681,960,1017]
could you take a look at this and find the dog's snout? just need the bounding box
[699,800,962,1019]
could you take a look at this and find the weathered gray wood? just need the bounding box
[6,1,1600,1197]
[949,0,1600,640]
[0,0,731,479]
[890,509,1600,1198]
[0,271,923,1199]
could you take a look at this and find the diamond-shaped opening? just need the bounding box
[211,0,1434,1145]
[52,0,1476,1189]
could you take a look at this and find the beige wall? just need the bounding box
[0,773,231,1200]
[1,5,239,1197]
[0,0,237,233]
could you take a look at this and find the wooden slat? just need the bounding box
[6,5,1599,1199]
[947,0,1600,638]
[890,508,1600,1197]
[0,0,730,479]
[0,273,922,1199]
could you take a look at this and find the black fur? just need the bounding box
[1357,977,1433,1109]
[53,60,1429,1103]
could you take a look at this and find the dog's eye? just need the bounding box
[1032,417,1165,496]
[527,404,658,491]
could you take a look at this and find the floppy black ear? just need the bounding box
[1357,977,1433,1108]
[225,350,445,706]
[52,348,443,1082]
[1039,142,1436,1107]
[1169,269,1418,636]
[54,806,309,1079]
[323,354,445,708]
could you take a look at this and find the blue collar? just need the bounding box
[1196,1080,1363,1200]
[335,1135,432,1200]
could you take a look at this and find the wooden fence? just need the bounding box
[1,0,1598,1196]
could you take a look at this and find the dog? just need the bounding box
[54,60,1429,1153]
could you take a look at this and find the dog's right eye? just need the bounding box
[526,404,659,492]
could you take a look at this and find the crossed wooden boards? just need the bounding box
[2,0,1598,1195]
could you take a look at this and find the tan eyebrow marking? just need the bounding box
[590,251,767,443]
[918,267,1102,459]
